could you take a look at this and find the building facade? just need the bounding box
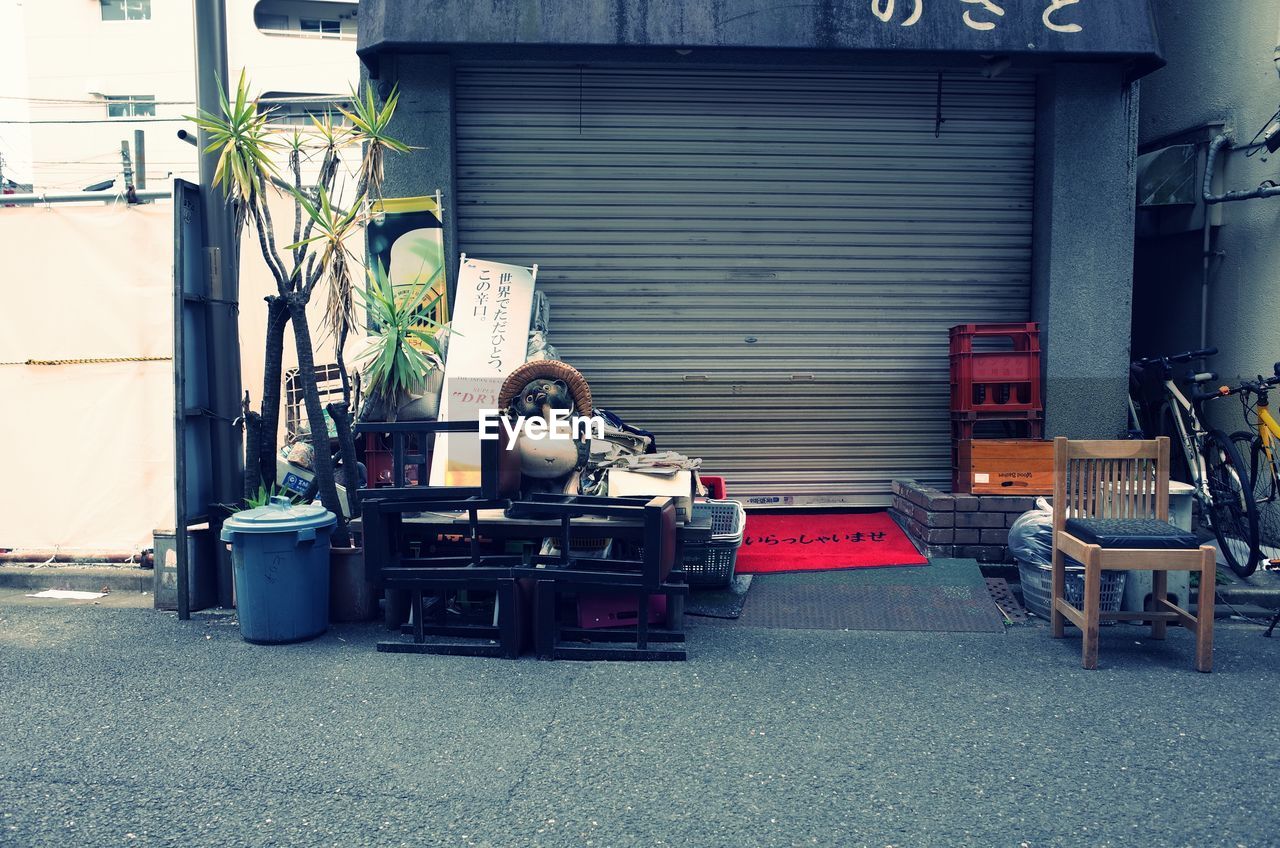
[356,0,1161,505]
[0,0,359,193]
[1134,0,1280,413]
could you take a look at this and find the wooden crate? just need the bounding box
[954,439,1054,495]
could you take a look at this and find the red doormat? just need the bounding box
[735,512,927,574]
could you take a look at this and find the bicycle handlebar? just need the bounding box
[1209,373,1280,400]
[1131,347,1217,368]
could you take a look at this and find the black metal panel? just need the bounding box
[172,179,213,621]
[360,0,1162,73]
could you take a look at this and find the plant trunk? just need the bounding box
[327,400,361,521]
[243,409,263,502]
[287,293,350,546]
[258,295,290,489]
[335,322,352,406]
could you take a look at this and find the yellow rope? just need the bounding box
[0,356,172,366]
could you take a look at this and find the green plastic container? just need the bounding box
[221,496,336,644]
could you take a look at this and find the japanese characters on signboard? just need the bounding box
[430,256,537,487]
[870,0,1083,33]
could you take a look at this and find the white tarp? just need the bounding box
[0,201,175,552]
[0,191,350,554]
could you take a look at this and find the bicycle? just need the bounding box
[1129,347,1260,577]
[1226,363,1280,575]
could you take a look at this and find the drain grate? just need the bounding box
[985,577,1029,625]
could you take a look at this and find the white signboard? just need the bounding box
[430,255,537,486]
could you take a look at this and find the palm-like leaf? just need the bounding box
[336,82,414,202]
[354,262,449,408]
[184,70,280,205]
[284,184,366,335]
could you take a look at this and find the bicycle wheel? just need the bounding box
[1203,429,1261,577]
[1233,430,1280,560]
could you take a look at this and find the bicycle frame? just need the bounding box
[1159,377,1212,507]
[1252,400,1280,502]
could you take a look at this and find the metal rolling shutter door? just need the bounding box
[454,65,1035,505]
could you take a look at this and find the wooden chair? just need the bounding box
[1051,437,1216,672]
[510,494,688,661]
[354,419,525,655]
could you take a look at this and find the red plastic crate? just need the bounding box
[577,594,668,629]
[951,411,1045,442]
[698,475,727,499]
[948,322,1039,355]
[949,323,1042,414]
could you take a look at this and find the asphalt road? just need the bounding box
[1,592,1278,848]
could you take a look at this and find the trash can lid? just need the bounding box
[222,496,336,535]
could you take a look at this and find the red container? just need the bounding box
[362,433,396,489]
[577,594,668,629]
[698,475,727,499]
[949,323,1043,415]
[951,411,1045,442]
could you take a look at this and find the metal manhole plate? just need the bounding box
[734,576,1005,633]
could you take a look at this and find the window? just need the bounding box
[100,0,151,21]
[262,95,352,126]
[299,18,340,37]
[104,95,156,118]
[256,12,289,30]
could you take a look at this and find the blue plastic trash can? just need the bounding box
[220,496,336,644]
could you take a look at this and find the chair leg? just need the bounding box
[1081,550,1101,670]
[497,580,520,659]
[1050,544,1066,638]
[1151,569,1168,641]
[1195,548,1215,673]
[533,579,556,660]
[412,589,425,644]
[637,593,650,650]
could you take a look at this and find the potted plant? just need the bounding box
[354,261,449,423]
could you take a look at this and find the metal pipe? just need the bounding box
[194,0,242,613]
[134,129,147,190]
[1203,133,1280,204]
[1201,194,1211,352]
[0,189,171,206]
[0,550,141,564]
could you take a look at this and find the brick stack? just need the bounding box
[890,480,1037,563]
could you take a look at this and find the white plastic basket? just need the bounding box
[692,498,746,540]
[1017,558,1126,624]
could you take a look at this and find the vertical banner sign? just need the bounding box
[430,255,537,486]
[366,193,450,333]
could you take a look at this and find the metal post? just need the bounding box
[120,140,138,204]
[194,0,242,609]
[133,129,147,190]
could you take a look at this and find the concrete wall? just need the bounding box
[1032,64,1140,438]
[378,55,460,302]
[1136,0,1280,424]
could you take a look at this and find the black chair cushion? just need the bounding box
[1064,518,1199,550]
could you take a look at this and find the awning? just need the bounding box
[358,0,1162,78]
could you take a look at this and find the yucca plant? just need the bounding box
[187,73,414,544]
[354,262,448,420]
[337,82,411,203]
